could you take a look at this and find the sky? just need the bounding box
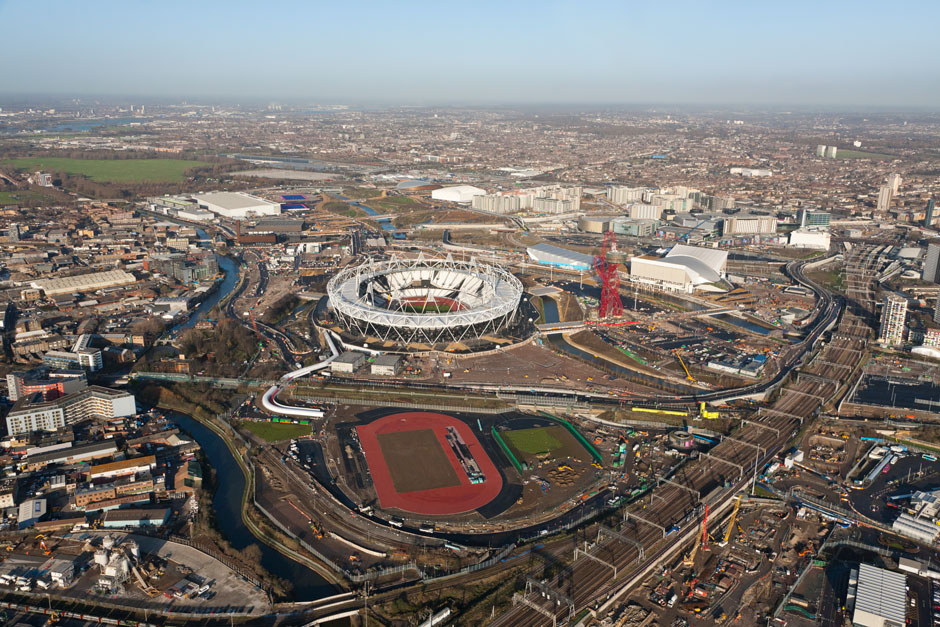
[1,0,938,108]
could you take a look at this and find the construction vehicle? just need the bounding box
[699,401,719,420]
[719,496,741,546]
[674,349,695,382]
[35,534,51,556]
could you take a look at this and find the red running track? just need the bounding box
[357,412,503,516]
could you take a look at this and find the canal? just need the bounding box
[169,412,337,600]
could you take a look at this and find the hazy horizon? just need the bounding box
[2,0,938,109]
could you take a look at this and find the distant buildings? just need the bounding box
[194,192,281,219]
[729,167,771,177]
[788,229,831,250]
[887,173,902,195]
[876,185,893,212]
[471,185,581,214]
[816,145,827,157]
[430,185,486,204]
[722,214,777,235]
[626,204,662,220]
[607,186,646,205]
[878,295,907,345]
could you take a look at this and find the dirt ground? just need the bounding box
[377,428,460,493]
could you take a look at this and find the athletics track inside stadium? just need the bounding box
[356,411,503,515]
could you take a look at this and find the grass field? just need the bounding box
[372,196,424,212]
[377,429,459,493]
[2,157,209,183]
[503,426,565,456]
[835,150,899,160]
[0,190,58,205]
[237,420,311,442]
[402,303,453,313]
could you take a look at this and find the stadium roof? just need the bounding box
[527,243,594,270]
[853,563,906,627]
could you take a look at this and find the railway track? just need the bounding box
[490,244,884,627]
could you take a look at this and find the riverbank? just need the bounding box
[135,383,343,598]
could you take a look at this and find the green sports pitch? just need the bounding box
[2,157,209,183]
[502,427,564,455]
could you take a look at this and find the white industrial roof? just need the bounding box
[32,269,137,296]
[853,563,906,626]
[194,192,278,211]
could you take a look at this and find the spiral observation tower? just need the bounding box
[326,255,523,346]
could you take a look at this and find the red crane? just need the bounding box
[701,503,709,551]
[248,309,263,345]
[594,230,624,318]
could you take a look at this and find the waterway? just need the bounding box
[167,254,239,335]
[711,312,773,336]
[168,411,336,600]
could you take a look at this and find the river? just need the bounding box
[168,411,336,600]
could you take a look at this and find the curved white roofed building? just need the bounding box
[431,185,486,204]
[327,255,522,345]
[629,244,727,293]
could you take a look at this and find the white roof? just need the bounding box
[853,563,907,626]
[194,192,278,211]
[431,185,486,203]
[666,244,727,274]
[527,243,594,269]
[32,269,137,296]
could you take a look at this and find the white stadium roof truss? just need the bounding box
[327,255,523,344]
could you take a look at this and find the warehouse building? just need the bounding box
[788,229,831,250]
[194,192,281,219]
[371,354,402,376]
[431,185,486,204]
[722,214,777,235]
[527,243,595,271]
[330,351,367,374]
[32,269,137,297]
[629,244,727,294]
[851,563,906,627]
[101,508,169,529]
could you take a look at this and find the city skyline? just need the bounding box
[2,0,939,107]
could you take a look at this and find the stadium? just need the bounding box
[326,255,525,346]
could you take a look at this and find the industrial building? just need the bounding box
[878,294,907,345]
[628,244,727,294]
[722,214,777,235]
[431,185,486,204]
[330,351,367,374]
[32,269,137,297]
[788,229,831,250]
[194,192,281,219]
[370,354,402,376]
[851,563,906,627]
[527,243,595,271]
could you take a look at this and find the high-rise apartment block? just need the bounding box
[877,185,893,212]
[816,145,827,157]
[923,242,940,284]
[887,173,902,195]
[878,295,907,345]
[824,146,838,158]
[607,186,646,205]
[925,199,935,228]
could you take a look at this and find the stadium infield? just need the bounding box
[356,411,503,516]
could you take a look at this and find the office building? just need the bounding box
[876,185,893,212]
[800,209,830,228]
[878,295,907,345]
[824,146,838,158]
[923,242,940,284]
[926,199,935,228]
[611,218,658,237]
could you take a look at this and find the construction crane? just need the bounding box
[683,504,709,567]
[248,309,264,346]
[674,349,695,382]
[720,495,741,546]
